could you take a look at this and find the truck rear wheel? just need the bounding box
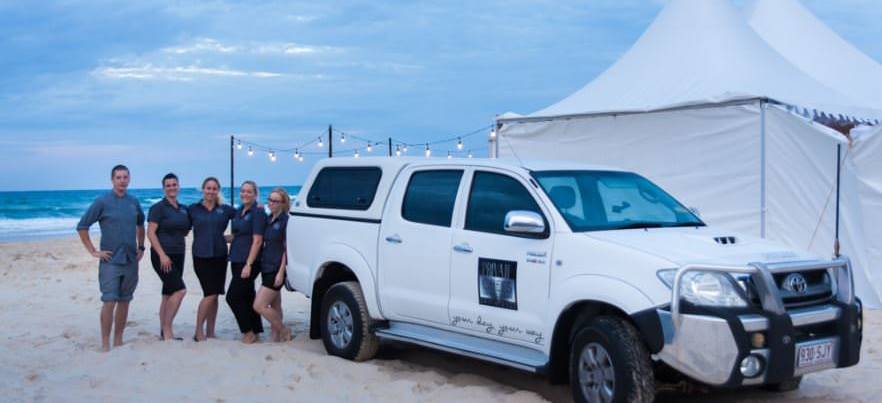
[320,281,379,362]
[569,316,654,403]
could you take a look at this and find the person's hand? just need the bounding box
[160,254,173,272]
[224,234,233,243]
[241,264,252,279]
[91,250,113,262]
[274,272,284,287]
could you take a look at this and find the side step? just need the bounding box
[374,321,548,373]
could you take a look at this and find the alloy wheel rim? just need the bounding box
[578,342,615,403]
[327,301,354,349]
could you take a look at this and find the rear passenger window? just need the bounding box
[402,170,463,227]
[466,171,545,236]
[306,167,382,210]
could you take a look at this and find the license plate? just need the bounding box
[796,339,835,368]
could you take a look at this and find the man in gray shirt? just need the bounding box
[77,164,146,352]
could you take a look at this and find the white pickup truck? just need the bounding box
[285,157,862,403]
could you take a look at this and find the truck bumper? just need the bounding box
[653,299,862,387]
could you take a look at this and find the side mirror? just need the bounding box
[504,210,546,234]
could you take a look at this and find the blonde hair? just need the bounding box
[270,188,291,214]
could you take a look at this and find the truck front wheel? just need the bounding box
[569,316,654,403]
[320,281,379,362]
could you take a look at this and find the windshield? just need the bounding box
[532,170,704,232]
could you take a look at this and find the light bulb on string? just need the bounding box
[294,149,301,160]
[269,150,277,162]
[236,139,243,150]
[424,144,431,158]
[354,149,360,158]
[366,143,372,153]
[457,137,463,150]
[468,150,473,159]
[317,137,324,148]
[447,151,452,159]
[340,133,346,143]
[490,130,497,139]
[402,145,408,153]
[395,145,401,157]
[247,146,254,157]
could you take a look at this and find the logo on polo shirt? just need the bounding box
[273,222,280,230]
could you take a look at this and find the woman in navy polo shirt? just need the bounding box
[225,180,266,344]
[189,177,235,342]
[146,173,191,341]
[253,188,292,342]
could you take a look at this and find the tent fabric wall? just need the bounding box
[845,127,882,306]
[497,104,882,307]
[498,103,763,236]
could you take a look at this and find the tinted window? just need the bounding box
[401,170,463,227]
[306,167,382,210]
[465,171,545,236]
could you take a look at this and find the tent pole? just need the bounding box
[835,144,842,257]
[230,135,235,207]
[760,100,767,238]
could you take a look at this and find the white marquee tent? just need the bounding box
[495,0,882,306]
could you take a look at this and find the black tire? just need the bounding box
[762,376,802,392]
[320,281,379,362]
[569,316,654,403]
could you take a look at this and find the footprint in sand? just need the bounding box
[26,372,40,383]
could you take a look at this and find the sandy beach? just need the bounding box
[1,236,879,403]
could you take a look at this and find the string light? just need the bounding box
[395,145,401,156]
[340,133,346,143]
[247,146,254,157]
[447,151,452,159]
[354,149,360,158]
[269,150,276,162]
[317,137,324,148]
[490,130,497,139]
[294,149,301,160]
[236,139,243,150]
[402,145,408,153]
[366,143,372,153]
[425,143,431,158]
[457,137,463,150]
[468,150,473,158]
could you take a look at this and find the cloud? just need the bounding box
[161,37,340,56]
[92,64,285,81]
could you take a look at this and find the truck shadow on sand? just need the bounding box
[371,340,804,403]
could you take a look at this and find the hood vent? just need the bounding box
[714,236,737,245]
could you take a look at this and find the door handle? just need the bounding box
[385,234,403,244]
[453,243,473,253]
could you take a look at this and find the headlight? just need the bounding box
[657,269,748,307]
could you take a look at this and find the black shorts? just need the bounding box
[261,270,283,291]
[151,250,186,295]
[193,256,228,296]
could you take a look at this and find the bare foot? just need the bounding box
[242,332,256,344]
[101,344,110,352]
[193,333,207,342]
[278,328,293,342]
[271,330,280,342]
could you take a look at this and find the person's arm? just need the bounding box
[136,202,146,262]
[147,222,172,271]
[241,234,263,278]
[274,251,286,287]
[77,198,112,262]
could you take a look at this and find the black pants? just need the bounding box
[150,250,186,295]
[226,262,264,334]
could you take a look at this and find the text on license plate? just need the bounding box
[797,340,835,368]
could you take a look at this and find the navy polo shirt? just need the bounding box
[260,212,288,273]
[229,204,267,264]
[76,191,145,265]
[147,198,191,255]
[189,202,235,259]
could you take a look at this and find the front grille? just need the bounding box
[741,269,834,309]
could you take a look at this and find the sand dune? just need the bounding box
[1,237,878,402]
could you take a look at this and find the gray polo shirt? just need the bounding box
[77,191,145,265]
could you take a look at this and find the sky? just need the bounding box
[1,0,880,191]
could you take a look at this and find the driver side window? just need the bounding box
[465,171,546,237]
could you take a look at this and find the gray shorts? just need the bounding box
[98,261,139,302]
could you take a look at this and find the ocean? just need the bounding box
[0,186,301,242]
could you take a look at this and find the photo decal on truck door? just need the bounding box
[478,258,517,310]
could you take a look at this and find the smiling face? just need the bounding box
[202,179,220,204]
[163,177,179,199]
[267,191,283,215]
[111,168,130,194]
[240,182,257,206]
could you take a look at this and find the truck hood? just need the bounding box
[582,226,819,267]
